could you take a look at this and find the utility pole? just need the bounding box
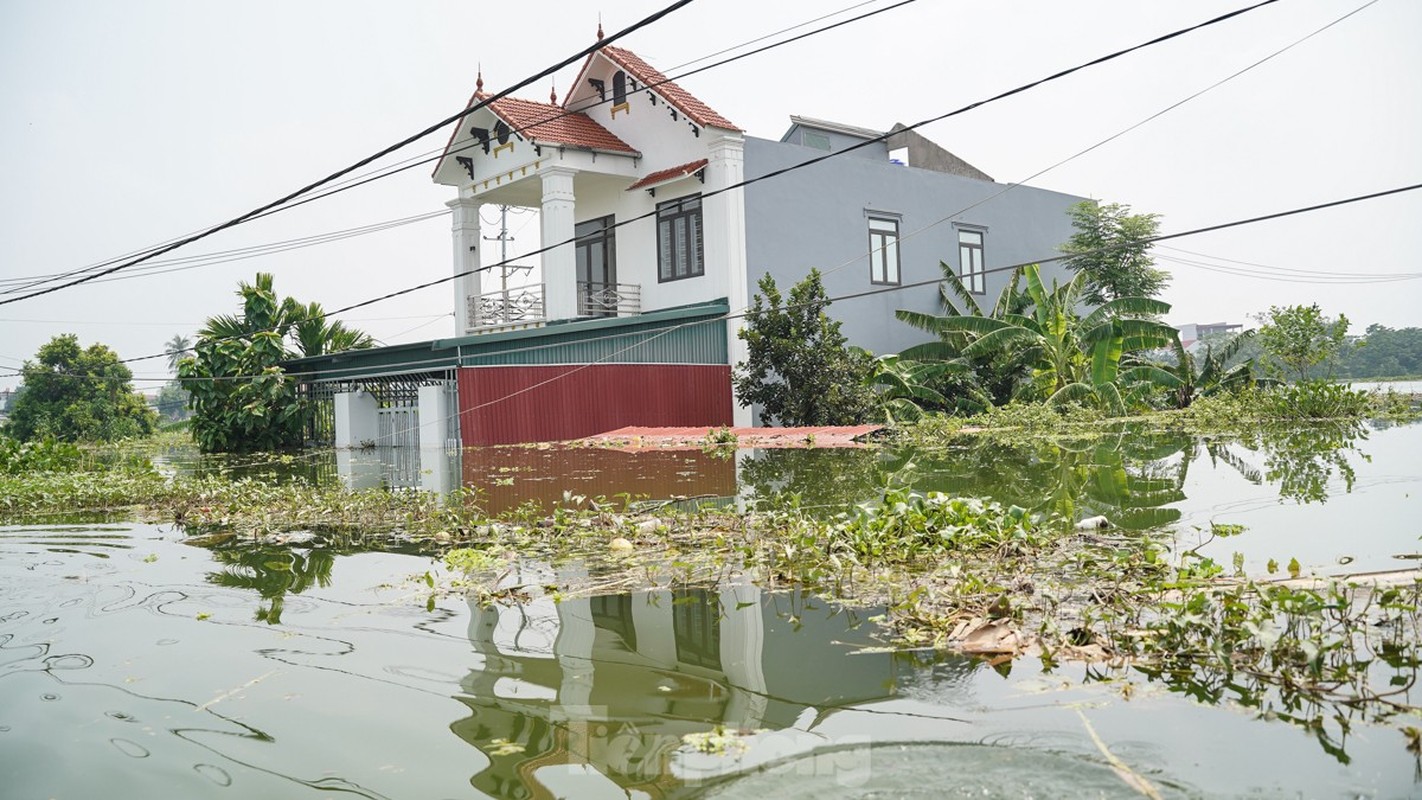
[483,205,515,293]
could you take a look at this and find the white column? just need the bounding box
[416,384,449,451]
[539,167,578,321]
[448,195,483,335]
[333,390,379,448]
[703,133,753,426]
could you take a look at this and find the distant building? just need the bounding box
[1176,321,1244,354]
[291,39,1085,445]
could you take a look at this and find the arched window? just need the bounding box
[612,71,627,107]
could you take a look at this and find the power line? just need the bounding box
[1156,243,1419,278]
[0,0,699,307]
[205,0,925,233]
[17,181,1420,386]
[809,0,1381,285]
[302,0,1286,329]
[0,211,449,291]
[9,0,1286,375]
[6,0,900,299]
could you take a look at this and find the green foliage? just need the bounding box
[1124,329,1265,409]
[180,273,374,453]
[6,334,158,442]
[1260,381,1371,420]
[896,263,1031,410]
[1060,200,1168,304]
[1336,324,1422,379]
[1255,304,1351,383]
[910,264,1176,412]
[164,334,191,374]
[860,352,950,423]
[734,270,875,426]
[0,433,86,474]
[832,489,1043,565]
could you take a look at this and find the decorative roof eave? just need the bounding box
[593,46,741,132]
[626,158,708,192]
[432,88,484,180]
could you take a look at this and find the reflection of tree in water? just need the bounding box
[1236,420,1368,504]
[206,547,335,624]
[739,448,900,512]
[894,427,1193,530]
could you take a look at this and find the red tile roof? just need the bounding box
[479,92,639,154]
[625,158,708,191]
[600,46,741,131]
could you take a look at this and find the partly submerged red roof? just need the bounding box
[600,46,741,131]
[626,158,708,191]
[480,92,639,154]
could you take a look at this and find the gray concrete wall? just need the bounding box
[743,136,1085,357]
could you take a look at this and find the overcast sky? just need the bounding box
[2,0,1419,393]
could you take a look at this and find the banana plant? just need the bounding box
[906,264,1176,412]
[1120,329,1265,408]
[858,351,954,423]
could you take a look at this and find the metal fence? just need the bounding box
[299,371,459,448]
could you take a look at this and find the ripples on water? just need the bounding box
[3,421,1419,797]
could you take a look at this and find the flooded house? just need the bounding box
[286,39,1085,447]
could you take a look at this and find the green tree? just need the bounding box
[1255,304,1350,383]
[1061,200,1169,304]
[7,334,157,442]
[733,270,874,426]
[180,272,374,453]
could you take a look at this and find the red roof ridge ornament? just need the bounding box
[550,80,558,105]
[476,66,483,93]
[596,19,604,42]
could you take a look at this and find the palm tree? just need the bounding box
[911,264,1177,412]
[288,301,376,358]
[164,334,192,374]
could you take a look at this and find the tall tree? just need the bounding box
[8,334,157,442]
[164,334,192,374]
[1060,200,1169,305]
[733,270,874,426]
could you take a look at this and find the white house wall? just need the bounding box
[567,63,715,168]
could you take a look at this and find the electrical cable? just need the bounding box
[0,0,700,307]
[16,180,1420,386]
[0,211,449,291]
[809,0,1383,284]
[2,0,1292,380]
[6,0,897,297]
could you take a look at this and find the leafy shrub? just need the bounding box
[0,434,87,475]
[1261,381,1370,419]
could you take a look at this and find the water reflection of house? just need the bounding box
[451,584,901,798]
[463,446,736,514]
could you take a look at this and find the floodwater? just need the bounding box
[7,420,1418,797]
[2,524,1415,798]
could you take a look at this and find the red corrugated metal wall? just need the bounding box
[457,364,733,446]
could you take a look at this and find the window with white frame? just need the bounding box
[958,228,985,294]
[657,194,703,282]
[868,215,901,285]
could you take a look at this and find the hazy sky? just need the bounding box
[2,0,1419,393]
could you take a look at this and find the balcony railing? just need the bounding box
[578,281,641,318]
[470,284,544,332]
